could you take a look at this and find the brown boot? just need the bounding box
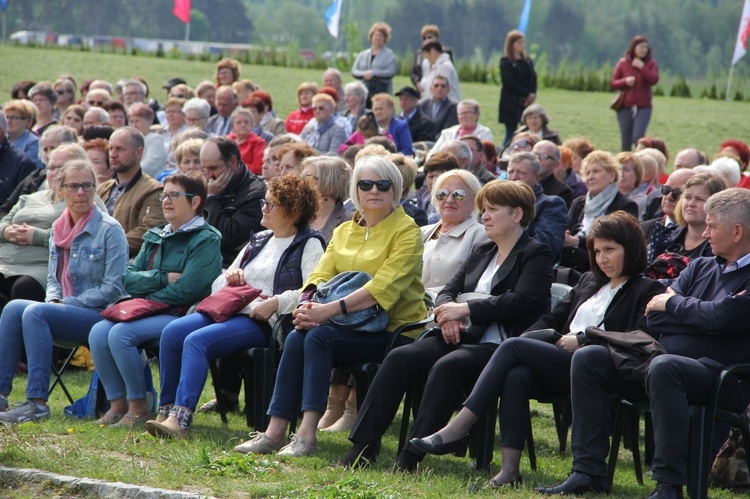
[322,400,357,432]
[317,396,345,430]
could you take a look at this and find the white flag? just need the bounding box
[325,0,343,39]
[732,0,750,65]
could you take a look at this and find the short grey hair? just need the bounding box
[704,188,750,230]
[0,110,6,133]
[344,81,368,103]
[458,99,480,116]
[349,155,403,214]
[89,79,114,95]
[431,169,482,217]
[40,124,77,145]
[521,103,549,128]
[113,126,145,151]
[442,140,472,166]
[510,151,541,175]
[124,79,147,95]
[183,97,211,118]
[85,107,110,123]
[711,157,741,187]
[324,67,342,80]
[230,107,253,125]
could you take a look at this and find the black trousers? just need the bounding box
[646,354,750,485]
[464,337,573,450]
[349,336,496,456]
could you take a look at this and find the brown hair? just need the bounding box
[420,25,440,40]
[424,151,460,175]
[475,180,536,228]
[674,173,727,226]
[368,22,392,43]
[503,30,525,59]
[164,173,208,215]
[563,137,596,160]
[278,143,317,168]
[268,174,320,229]
[586,211,647,283]
[215,58,241,86]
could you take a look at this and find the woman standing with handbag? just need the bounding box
[498,30,537,148]
[234,155,426,457]
[611,36,659,151]
[89,174,222,428]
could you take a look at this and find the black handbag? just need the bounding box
[520,328,562,344]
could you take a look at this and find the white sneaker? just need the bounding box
[277,434,318,457]
[233,432,283,454]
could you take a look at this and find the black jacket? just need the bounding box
[404,108,437,143]
[498,56,537,125]
[527,272,665,340]
[437,232,553,340]
[205,165,267,267]
[0,167,47,217]
[418,98,458,139]
[540,173,574,208]
[0,140,36,208]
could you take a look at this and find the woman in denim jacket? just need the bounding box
[0,159,129,424]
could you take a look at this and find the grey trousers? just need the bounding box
[617,107,652,151]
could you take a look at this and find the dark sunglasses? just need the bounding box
[435,189,467,202]
[357,179,392,192]
[661,185,683,199]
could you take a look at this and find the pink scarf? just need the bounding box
[53,206,96,298]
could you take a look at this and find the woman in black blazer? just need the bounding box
[561,150,638,272]
[339,181,553,471]
[499,30,537,147]
[412,212,664,487]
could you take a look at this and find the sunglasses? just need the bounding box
[435,189,467,202]
[55,89,68,95]
[510,140,530,150]
[357,179,392,192]
[661,185,683,199]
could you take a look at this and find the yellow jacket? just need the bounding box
[305,206,426,334]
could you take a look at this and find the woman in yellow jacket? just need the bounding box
[234,155,426,457]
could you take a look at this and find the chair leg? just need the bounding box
[625,410,643,485]
[607,403,627,488]
[526,414,537,471]
[397,387,414,455]
[49,347,78,405]
[552,401,571,453]
[209,359,227,424]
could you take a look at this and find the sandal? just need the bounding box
[109,412,154,428]
[94,410,124,426]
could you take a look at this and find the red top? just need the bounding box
[610,55,659,109]
[285,106,314,135]
[738,174,750,190]
[228,132,265,175]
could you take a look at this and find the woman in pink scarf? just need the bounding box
[0,160,128,424]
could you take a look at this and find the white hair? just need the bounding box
[0,110,6,133]
[85,107,110,123]
[182,97,211,118]
[349,155,403,214]
[711,157,741,187]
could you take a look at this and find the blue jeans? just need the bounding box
[0,300,102,401]
[158,312,267,411]
[89,315,179,401]
[268,324,398,421]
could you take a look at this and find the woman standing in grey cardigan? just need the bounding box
[351,22,398,104]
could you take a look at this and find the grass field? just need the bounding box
[2,45,749,160]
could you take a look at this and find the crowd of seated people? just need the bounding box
[2,24,750,498]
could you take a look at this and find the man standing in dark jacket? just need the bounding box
[537,188,750,498]
[200,136,266,267]
[0,111,36,208]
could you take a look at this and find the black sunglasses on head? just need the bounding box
[357,179,392,192]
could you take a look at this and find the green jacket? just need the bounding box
[123,220,222,306]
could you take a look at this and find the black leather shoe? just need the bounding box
[647,482,684,499]
[408,433,468,456]
[339,440,380,468]
[535,471,610,495]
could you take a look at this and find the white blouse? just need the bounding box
[567,280,626,334]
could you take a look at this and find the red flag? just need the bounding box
[173,0,191,23]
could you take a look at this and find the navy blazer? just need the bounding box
[528,272,665,339]
[436,232,553,340]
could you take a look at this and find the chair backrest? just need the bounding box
[551,282,573,312]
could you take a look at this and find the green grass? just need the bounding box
[0,363,747,498]
[2,45,749,159]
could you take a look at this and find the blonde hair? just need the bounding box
[369,22,392,43]
[583,150,619,183]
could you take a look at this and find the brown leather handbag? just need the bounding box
[610,90,626,111]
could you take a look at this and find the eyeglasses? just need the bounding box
[534,152,559,161]
[510,140,530,150]
[55,89,68,95]
[87,101,104,107]
[158,191,195,202]
[435,189,467,202]
[661,185,683,199]
[171,94,185,99]
[313,106,328,111]
[303,173,319,180]
[260,199,276,210]
[357,179,392,192]
[62,182,96,193]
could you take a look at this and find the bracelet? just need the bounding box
[339,298,347,314]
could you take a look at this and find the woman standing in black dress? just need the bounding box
[499,30,537,148]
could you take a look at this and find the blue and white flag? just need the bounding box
[0,0,8,13]
[518,0,532,35]
[325,0,342,39]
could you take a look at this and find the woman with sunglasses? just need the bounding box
[340,180,553,471]
[235,155,426,457]
[146,175,324,438]
[0,160,128,424]
[89,174,223,428]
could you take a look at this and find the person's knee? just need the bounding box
[107,324,139,351]
[646,354,681,391]
[571,345,609,379]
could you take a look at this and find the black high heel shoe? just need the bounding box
[408,433,468,456]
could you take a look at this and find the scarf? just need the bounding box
[583,182,619,221]
[53,205,96,298]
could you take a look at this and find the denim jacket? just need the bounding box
[47,206,129,310]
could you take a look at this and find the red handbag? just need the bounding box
[195,284,264,323]
[101,298,172,323]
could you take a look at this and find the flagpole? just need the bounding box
[185,22,190,43]
[2,12,6,45]
[726,64,735,102]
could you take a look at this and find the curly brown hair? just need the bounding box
[268,174,320,229]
